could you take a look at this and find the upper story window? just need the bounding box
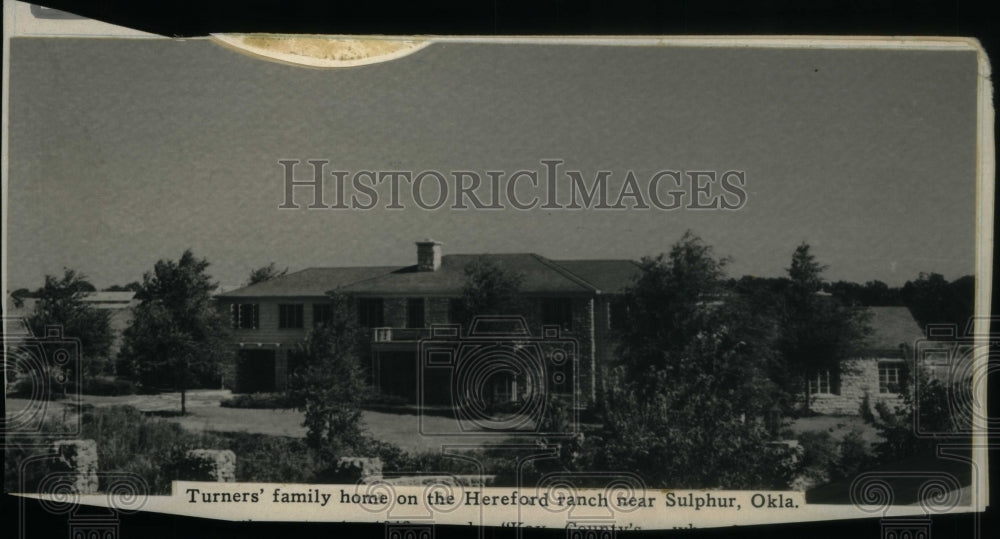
[541,298,573,331]
[879,361,903,394]
[358,298,385,327]
[313,303,334,327]
[231,303,259,330]
[407,298,426,329]
[278,304,304,329]
[808,368,840,396]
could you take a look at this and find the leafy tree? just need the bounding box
[827,280,901,306]
[452,256,527,328]
[9,288,33,308]
[118,250,233,414]
[27,270,114,379]
[587,232,792,488]
[287,292,370,471]
[104,282,142,292]
[872,368,971,463]
[247,263,288,285]
[777,243,871,412]
[901,273,975,338]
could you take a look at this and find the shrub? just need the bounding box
[873,374,970,463]
[794,431,838,485]
[830,428,873,482]
[220,392,301,409]
[220,432,318,483]
[3,417,75,492]
[80,376,137,396]
[858,393,876,424]
[79,406,226,493]
[6,370,70,400]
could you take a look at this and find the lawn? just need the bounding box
[788,414,883,444]
[6,390,518,453]
[10,390,885,455]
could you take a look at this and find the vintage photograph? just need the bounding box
[2,3,991,532]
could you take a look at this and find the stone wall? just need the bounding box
[54,440,99,494]
[808,358,904,415]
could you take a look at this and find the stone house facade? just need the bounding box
[806,306,926,415]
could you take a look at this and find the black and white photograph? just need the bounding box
[2,1,994,536]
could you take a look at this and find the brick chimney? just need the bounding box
[416,239,442,271]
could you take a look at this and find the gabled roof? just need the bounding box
[865,306,924,350]
[216,266,400,298]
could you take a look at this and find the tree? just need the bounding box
[104,282,142,292]
[26,271,112,379]
[452,256,527,327]
[247,263,288,286]
[118,250,233,414]
[287,292,370,470]
[872,367,970,463]
[587,232,793,488]
[901,273,975,337]
[827,280,901,307]
[777,243,871,412]
[27,270,114,379]
[9,288,33,308]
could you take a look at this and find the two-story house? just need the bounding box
[215,241,937,416]
[215,240,640,405]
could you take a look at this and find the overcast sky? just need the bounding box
[6,38,979,290]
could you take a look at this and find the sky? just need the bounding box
[6,38,980,291]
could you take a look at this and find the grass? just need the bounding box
[8,390,534,453]
[787,414,882,444]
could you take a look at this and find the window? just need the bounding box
[230,303,259,329]
[808,369,839,395]
[278,304,304,329]
[879,362,903,394]
[313,303,334,327]
[608,298,628,330]
[541,298,573,331]
[407,298,426,329]
[358,298,384,327]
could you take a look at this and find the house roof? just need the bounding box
[215,266,400,298]
[81,291,136,309]
[82,291,135,302]
[214,254,643,299]
[551,259,641,294]
[340,254,598,295]
[865,306,925,350]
